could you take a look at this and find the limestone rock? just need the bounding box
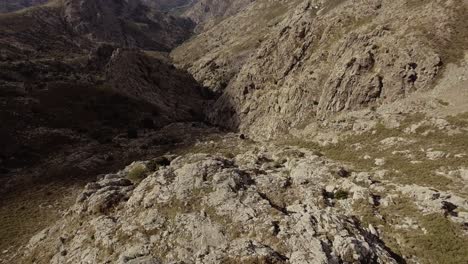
[21,148,400,263]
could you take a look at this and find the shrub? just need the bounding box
[127,164,148,182]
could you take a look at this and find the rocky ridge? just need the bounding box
[20,139,402,263]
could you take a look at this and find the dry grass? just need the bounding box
[286,113,468,191]
[284,112,468,263]
[354,196,468,264]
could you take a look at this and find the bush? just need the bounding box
[127,164,148,182]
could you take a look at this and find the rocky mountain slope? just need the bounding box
[172,0,295,93]
[174,0,468,138]
[0,0,194,60]
[0,0,209,191]
[0,0,211,257]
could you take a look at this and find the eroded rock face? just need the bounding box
[175,0,467,138]
[172,0,293,94]
[21,148,400,263]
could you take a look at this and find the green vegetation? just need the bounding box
[436,99,450,106]
[127,164,149,182]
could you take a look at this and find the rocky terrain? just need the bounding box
[1,0,468,263]
[0,0,211,257]
[18,140,403,263]
[174,0,468,138]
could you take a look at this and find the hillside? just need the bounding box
[0,0,212,258]
[0,0,194,61]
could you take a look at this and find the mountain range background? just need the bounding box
[0,0,467,263]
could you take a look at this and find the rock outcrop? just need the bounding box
[21,146,401,263]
